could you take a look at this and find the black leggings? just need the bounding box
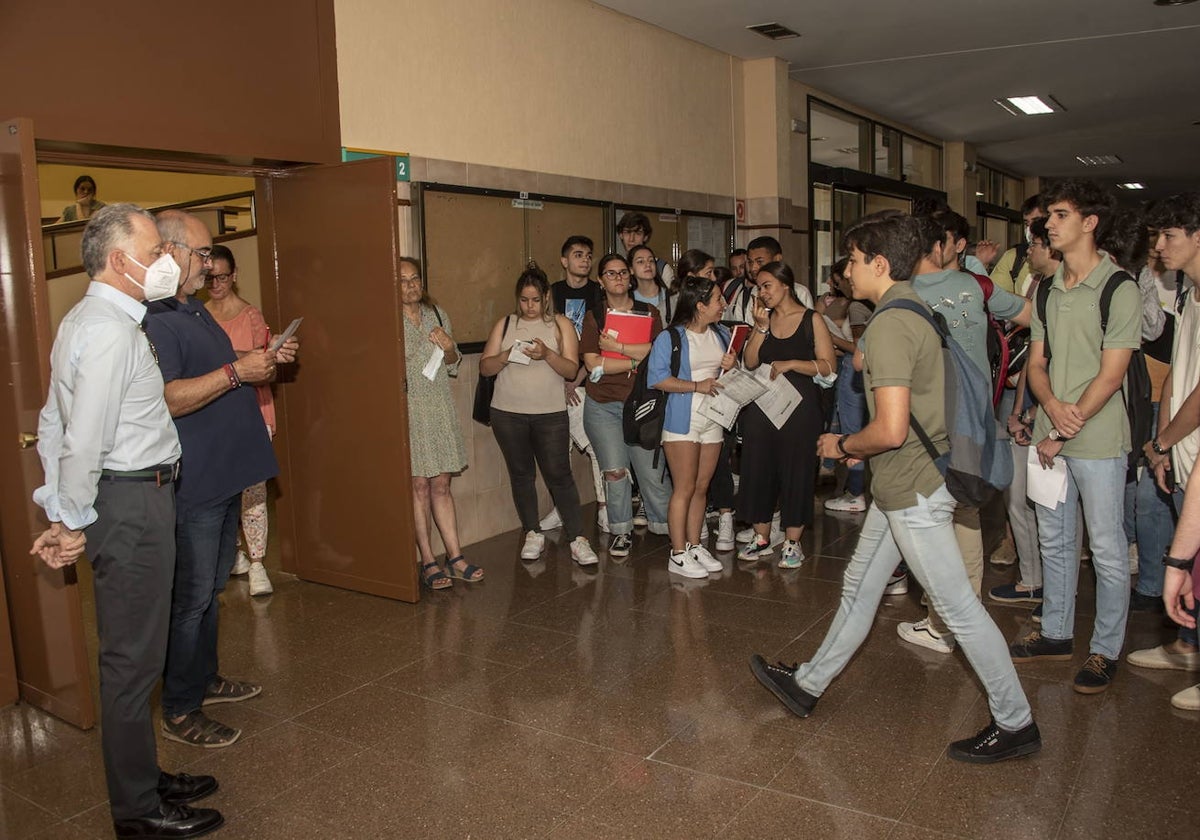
[490,408,583,539]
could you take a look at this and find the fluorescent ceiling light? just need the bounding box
[1119,182,1146,190]
[1076,154,1123,166]
[995,95,1064,116]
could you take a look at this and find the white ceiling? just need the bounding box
[595,0,1200,201]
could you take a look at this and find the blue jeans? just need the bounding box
[795,485,1033,732]
[1124,404,1176,597]
[162,493,241,717]
[1035,456,1129,659]
[835,352,867,496]
[583,398,671,534]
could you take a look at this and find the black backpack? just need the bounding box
[623,327,682,465]
[1035,270,1152,477]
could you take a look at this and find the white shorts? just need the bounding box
[662,395,724,445]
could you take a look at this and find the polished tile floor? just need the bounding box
[1,495,1198,839]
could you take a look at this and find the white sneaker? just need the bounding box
[231,550,251,576]
[597,507,611,534]
[884,570,909,596]
[668,548,709,579]
[539,509,563,530]
[1171,682,1200,711]
[737,516,783,546]
[716,512,735,551]
[248,561,273,596]
[1126,644,1200,672]
[777,540,804,569]
[1129,542,1139,575]
[824,493,867,513]
[570,537,598,566]
[520,530,545,560]
[699,521,709,543]
[689,543,723,573]
[897,618,954,653]
[737,536,774,561]
[632,503,648,527]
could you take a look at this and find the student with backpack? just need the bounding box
[647,273,736,579]
[1010,179,1140,695]
[895,209,1031,655]
[580,253,671,557]
[749,211,1039,765]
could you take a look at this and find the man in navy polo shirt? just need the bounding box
[146,209,298,748]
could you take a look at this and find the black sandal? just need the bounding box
[421,561,452,590]
[446,555,484,582]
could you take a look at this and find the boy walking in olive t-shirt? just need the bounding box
[750,211,1039,765]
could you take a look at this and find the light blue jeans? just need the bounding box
[583,398,672,535]
[1035,455,1130,660]
[794,485,1033,732]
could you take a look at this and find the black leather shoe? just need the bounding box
[158,771,219,805]
[113,803,224,838]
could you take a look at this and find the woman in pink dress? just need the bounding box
[205,244,276,596]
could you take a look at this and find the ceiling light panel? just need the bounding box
[746,22,800,40]
[995,95,1065,116]
[1076,154,1123,166]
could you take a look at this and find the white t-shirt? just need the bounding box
[686,328,724,381]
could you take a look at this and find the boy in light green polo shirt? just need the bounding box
[1010,179,1139,694]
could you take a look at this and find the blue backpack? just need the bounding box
[871,299,1013,507]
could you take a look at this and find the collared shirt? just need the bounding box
[1030,255,1141,458]
[34,282,181,530]
[145,295,277,511]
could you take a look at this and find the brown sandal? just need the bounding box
[161,710,241,748]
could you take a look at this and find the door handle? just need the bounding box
[18,432,38,449]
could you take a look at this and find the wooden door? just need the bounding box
[0,117,94,726]
[256,156,419,602]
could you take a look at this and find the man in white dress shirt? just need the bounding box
[31,204,223,839]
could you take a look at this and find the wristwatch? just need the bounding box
[1048,428,1064,441]
[1151,438,1169,456]
[836,434,851,458]
[1163,553,1195,572]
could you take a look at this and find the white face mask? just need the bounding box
[123,252,181,301]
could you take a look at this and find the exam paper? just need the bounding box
[422,346,445,381]
[1025,445,1069,509]
[753,366,802,430]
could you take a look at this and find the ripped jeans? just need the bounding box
[583,398,672,534]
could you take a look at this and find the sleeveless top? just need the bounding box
[491,315,567,414]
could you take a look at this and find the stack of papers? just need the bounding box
[700,366,802,430]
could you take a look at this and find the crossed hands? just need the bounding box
[31,522,86,569]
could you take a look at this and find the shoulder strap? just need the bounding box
[1098,270,1134,334]
[669,327,683,378]
[871,299,945,464]
[632,300,651,315]
[432,304,443,327]
[1035,278,1054,361]
[502,314,511,340]
[1010,243,1029,281]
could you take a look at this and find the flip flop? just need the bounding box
[446,555,484,582]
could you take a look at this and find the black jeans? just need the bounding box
[90,479,176,819]
[491,408,582,539]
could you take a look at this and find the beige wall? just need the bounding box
[335,0,737,197]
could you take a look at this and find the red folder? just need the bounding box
[726,324,750,356]
[601,310,654,359]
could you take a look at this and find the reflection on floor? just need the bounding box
[1,498,1198,839]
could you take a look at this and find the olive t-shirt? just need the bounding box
[861,283,948,511]
[1029,257,1140,459]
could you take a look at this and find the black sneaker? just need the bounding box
[947,719,1042,764]
[1009,631,1073,663]
[1073,654,1118,694]
[608,533,632,557]
[1129,589,1164,613]
[748,654,819,718]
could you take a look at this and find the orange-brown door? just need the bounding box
[0,553,17,707]
[256,156,419,602]
[0,117,95,726]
